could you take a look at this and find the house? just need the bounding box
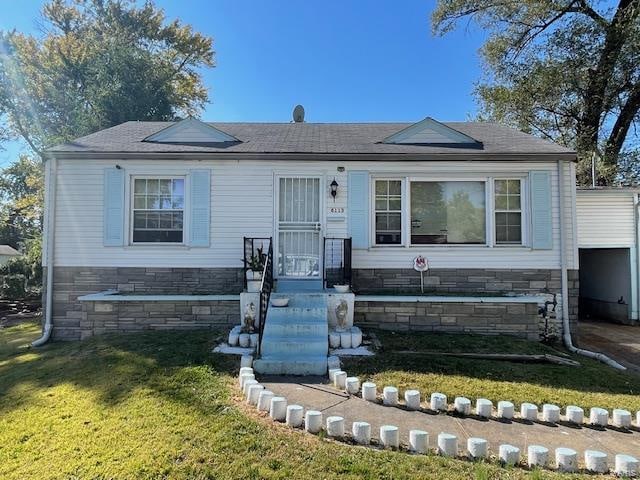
[40,115,578,372]
[576,188,639,325]
[0,245,21,267]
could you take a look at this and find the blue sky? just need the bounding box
[0,0,486,166]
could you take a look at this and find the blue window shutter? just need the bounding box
[530,171,553,249]
[348,171,369,249]
[103,167,125,246]
[190,169,211,247]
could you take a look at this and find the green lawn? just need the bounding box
[343,330,640,412]
[0,323,630,479]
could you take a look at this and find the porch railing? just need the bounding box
[257,240,273,357]
[323,237,352,290]
[243,237,274,358]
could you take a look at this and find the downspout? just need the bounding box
[32,157,56,347]
[557,160,626,370]
[635,193,640,324]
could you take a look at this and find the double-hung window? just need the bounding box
[132,178,185,243]
[374,179,402,245]
[494,179,522,245]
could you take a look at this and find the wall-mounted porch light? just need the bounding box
[330,178,339,201]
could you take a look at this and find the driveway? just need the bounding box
[578,320,640,373]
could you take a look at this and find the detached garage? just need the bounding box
[576,188,639,324]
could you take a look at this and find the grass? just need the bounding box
[343,330,640,412]
[0,323,630,479]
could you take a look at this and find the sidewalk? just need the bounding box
[260,376,640,459]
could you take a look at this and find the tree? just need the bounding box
[432,0,640,184]
[0,0,215,155]
[0,155,43,249]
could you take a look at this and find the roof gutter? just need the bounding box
[43,151,578,162]
[32,157,56,347]
[557,159,626,370]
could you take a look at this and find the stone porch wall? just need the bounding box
[49,266,243,340]
[71,299,240,341]
[354,301,542,341]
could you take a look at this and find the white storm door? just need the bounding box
[276,176,322,278]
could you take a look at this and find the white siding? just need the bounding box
[576,190,636,248]
[50,157,575,270]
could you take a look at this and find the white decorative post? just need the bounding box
[584,450,608,473]
[527,445,549,467]
[239,372,255,389]
[257,390,274,412]
[615,454,639,477]
[454,397,471,415]
[383,386,398,406]
[228,330,240,346]
[437,433,458,456]
[475,399,493,418]
[589,407,609,426]
[467,438,488,459]
[246,384,264,405]
[340,332,352,349]
[520,402,538,421]
[351,328,363,348]
[305,410,323,434]
[329,332,341,348]
[285,405,304,428]
[499,444,520,466]
[334,371,347,389]
[409,430,429,454]
[404,390,421,410]
[345,377,360,394]
[239,333,250,347]
[326,416,345,438]
[430,393,447,411]
[565,405,584,424]
[497,401,514,420]
[269,396,287,421]
[352,421,371,445]
[240,355,253,368]
[555,447,578,472]
[612,409,632,428]
[243,379,258,397]
[542,404,560,423]
[379,425,399,448]
[362,382,377,402]
[328,368,341,383]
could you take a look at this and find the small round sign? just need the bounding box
[413,255,428,272]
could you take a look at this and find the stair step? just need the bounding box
[253,354,327,376]
[264,322,328,337]
[261,336,327,356]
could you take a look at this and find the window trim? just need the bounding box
[493,177,528,247]
[368,174,531,249]
[128,174,188,246]
[371,177,405,247]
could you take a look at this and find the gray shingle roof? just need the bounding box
[48,121,574,156]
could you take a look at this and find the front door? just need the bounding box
[276,176,322,278]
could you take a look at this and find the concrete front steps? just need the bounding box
[253,292,328,376]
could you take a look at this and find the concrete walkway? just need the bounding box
[579,320,640,373]
[260,376,640,459]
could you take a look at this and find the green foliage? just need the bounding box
[432,0,640,184]
[0,238,42,299]
[0,155,43,248]
[0,0,215,153]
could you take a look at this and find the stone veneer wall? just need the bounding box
[80,299,239,340]
[49,266,243,340]
[354,301,542,341]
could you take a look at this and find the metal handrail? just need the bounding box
[256,238,273,357]
[322,237,353,290]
